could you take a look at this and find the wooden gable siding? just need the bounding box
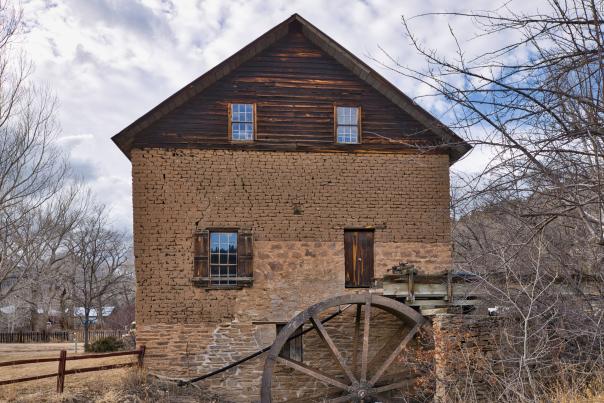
[134,31,439,153]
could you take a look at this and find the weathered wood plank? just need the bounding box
[134,32,438,154]
[360,294,371,383]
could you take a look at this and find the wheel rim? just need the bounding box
[260,293,426,402]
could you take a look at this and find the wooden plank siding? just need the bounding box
[133,32,439,154]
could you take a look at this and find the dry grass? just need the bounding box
[547,375,604,403]
[0,343,138,402]
[0,343,227,402]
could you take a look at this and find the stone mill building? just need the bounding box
[112,14,475,402]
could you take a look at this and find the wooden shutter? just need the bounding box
[193,230,209,286]
[277,324,303,361]
[344,230,374,288]
[237,230,253,286]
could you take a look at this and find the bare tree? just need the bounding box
[382,0,604,400]
[0,1,67,304]
[14,186,87,330]
[387,0,604,241]
[68,205,131,349]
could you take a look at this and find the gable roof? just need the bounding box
[112,14,471,163]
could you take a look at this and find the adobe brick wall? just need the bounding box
[132,148,451,244]
[131,148,453,400]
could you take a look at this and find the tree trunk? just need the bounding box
[83,310,90,350]
[59,289,68,329]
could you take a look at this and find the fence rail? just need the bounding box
[0,330,125,344]
[0,331,71,343]
[0,346,145,393]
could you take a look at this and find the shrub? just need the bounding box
[86,336,124,352]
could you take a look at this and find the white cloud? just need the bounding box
[20,0,545,231]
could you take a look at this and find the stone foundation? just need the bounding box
[432,314,503,402]
[138,306,432,402]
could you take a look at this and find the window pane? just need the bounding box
[232,123,254,141]
[209,232,238,284]
[220,266,229,277]
[337,107,358,125]
[210,232,220,245]
[232,103,252,122]
[231,103,253,123]
[337,125,358,144]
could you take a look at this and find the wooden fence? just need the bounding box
[0,331,71,343]
[0,346,145,393]
[0,330,125,344]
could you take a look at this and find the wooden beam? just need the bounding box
[360,293,371,383]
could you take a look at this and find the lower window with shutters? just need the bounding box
[193,228,253,288]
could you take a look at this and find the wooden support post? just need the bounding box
[138,345,146,368]
[408,269,415,303]
[56,350,66,393]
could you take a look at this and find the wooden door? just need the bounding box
[344,229,374,287]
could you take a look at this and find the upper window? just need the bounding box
[210,232,238,286]
[230,103,255,141]
[336,106,360,144]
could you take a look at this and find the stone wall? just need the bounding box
[132,148,453,401]
[432,314,503,402]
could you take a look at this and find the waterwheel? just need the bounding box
[260,293,427,402]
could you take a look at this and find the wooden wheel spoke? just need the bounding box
[368,323,421,386]
[310,313,358,385]
[352,304,362,377]
[360,293,372,382]
[276,357,351,391]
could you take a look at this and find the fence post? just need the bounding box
[56,350,66,393]
[138,345,146,368]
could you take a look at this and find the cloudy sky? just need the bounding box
[20,0,542,230]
